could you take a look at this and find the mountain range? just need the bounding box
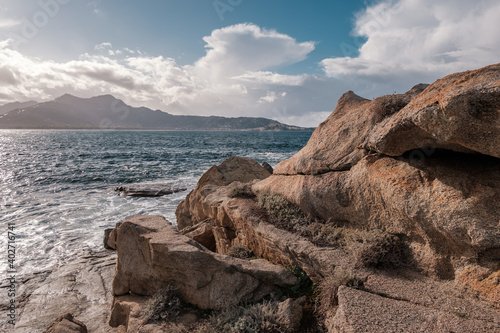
[0,94,311,131]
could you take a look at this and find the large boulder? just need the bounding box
[111,215,296,310]
[365,64,500,158]
[176,157,271,230]
[255,153,500,279]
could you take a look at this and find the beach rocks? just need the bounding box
[46,313,88,333]
[176,156,271,230]
[114,183,187,197]
[111,215,296,310]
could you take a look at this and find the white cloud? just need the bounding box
[194,23,315,79]
[94,42,112,51]
[321,0,500,81]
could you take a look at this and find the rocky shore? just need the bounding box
[2,64,499,332]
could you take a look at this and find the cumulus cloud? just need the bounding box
[195,23,315,78]
[321,0,500,81]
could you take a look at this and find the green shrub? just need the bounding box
[257,192,311,233]
[142,286,182,324]
[228,245,254,259]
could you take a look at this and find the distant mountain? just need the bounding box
[0,94,312,131]
[0,100,38,115]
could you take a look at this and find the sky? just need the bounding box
[0,0,499,127]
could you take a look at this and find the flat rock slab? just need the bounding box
[0,250,119,333]
[332,286,500,333]
[114,183,187,197]
[362,270,500,326]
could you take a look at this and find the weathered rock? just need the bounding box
[252,63,500,286]
[104,228,115,250]
[0,250,119,333]
[46,313,88,333]
[106,223,120,250]
[176,157,271,231]
[274,84,429,175]
[365,64,500,158]
[277,296,305,332]
[114,183,186,197]
[180,219,216,252]
[176,179,351,281]
[262,161,274,174]
[111,215,296,310]
[331,286,499,333]
[254,152,500,279]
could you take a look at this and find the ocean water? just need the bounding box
[0,130,312,276]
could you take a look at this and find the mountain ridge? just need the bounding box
[0,94,313,131]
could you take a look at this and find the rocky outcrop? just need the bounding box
[365,64,500,158]
[274,84,429,175]
[253,64,500,282]
[46,313,88,333]
[255,153,500,279]
[176,156,271,231]
[175,63,500,331]
[111,215,296,310]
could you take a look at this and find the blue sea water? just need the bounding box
[0,130,312,276]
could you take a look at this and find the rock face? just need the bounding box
[365,64,500,158]
[111,215,296,310]
[46,313,88,333]
[176,156,271,230]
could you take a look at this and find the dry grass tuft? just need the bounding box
[316,267,360,316]
[142,286,182,324]
[228,245,254,259]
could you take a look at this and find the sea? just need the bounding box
[0,130,312,276]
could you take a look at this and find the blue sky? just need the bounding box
[0,0,499,126]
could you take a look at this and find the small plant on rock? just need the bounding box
[317,267,360,316]
[229,184,256,199]
[143,286,182,324]
[203,301,286,333]
[228,245,254,259]
[257,192,312,233]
